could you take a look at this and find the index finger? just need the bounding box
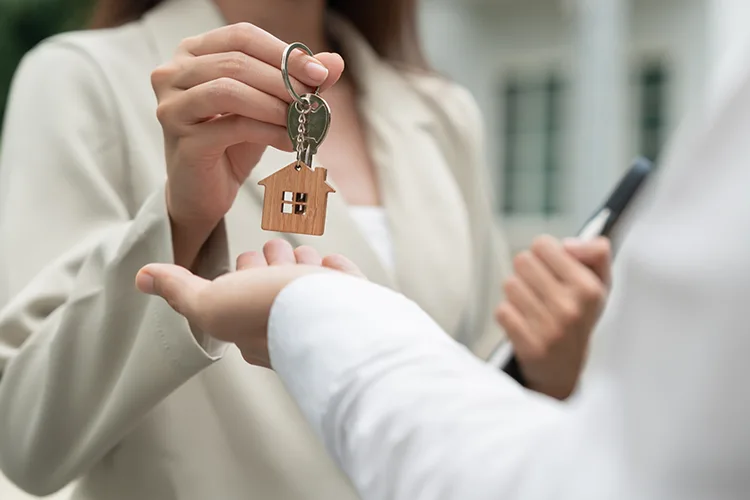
[531,235,598,285]
[563,237,612,286]
[179,23,331,89]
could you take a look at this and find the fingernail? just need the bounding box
[304,60,329,83]
[136,271,155,295]
[562,238,583,249]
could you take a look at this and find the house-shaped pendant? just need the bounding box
[258,161,336,236]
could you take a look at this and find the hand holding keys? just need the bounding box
[150,22,342,266]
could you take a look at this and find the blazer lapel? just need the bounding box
[329,17,474,335]
[373,117,474,336]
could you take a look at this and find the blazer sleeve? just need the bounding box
[0,40,229,495]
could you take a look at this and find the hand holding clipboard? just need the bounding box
[488,158,654,381]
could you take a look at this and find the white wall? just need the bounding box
[630,0,709,139]
[708,0,750,106]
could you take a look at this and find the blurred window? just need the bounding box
[501,73,565,216]
[637,61,669,162]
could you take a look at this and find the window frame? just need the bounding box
[282,191,308,216]
[495,50,573,253]
[627,49,673,164]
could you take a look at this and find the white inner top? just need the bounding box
[348,206,395,271]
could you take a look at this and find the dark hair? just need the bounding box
[90,0,427,69]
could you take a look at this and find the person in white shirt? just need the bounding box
[133,64,750,498]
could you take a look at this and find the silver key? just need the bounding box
[288,93,331,166]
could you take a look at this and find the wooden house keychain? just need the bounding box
[258,42,335,236]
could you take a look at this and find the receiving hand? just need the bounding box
[495,236,611,400]
[136,239,363,368]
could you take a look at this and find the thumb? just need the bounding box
[136,264,210,318]
[563,237,612,286]
[314,52,345,92]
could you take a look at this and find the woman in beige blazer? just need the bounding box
[0,0,609,498]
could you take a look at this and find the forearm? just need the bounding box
[269,274,565,500]
[166,187,223,271]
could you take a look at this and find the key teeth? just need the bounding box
[287,93,332,160]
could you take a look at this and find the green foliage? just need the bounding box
[0,0,92,129]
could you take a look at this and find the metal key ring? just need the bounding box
[281,42,321,105]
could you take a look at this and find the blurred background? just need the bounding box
[420,0,750,253]
[1,0,750,498]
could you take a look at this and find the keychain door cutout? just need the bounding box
[258,161,335,236]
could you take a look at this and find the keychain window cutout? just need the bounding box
[282,191,310,215]
[294,192,307,215]
[293,192,308,214]
[282,191,308,215]
[259,161,335,236]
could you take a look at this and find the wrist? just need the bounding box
[170,217,219,270]
[525,373,576,401]
[166,192,222,270]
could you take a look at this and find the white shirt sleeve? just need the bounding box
[267,64,750,500]
[268,273,564,500]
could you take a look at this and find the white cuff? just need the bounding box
[267,272,456,437]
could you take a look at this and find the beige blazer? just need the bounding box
[0,0,510,498]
